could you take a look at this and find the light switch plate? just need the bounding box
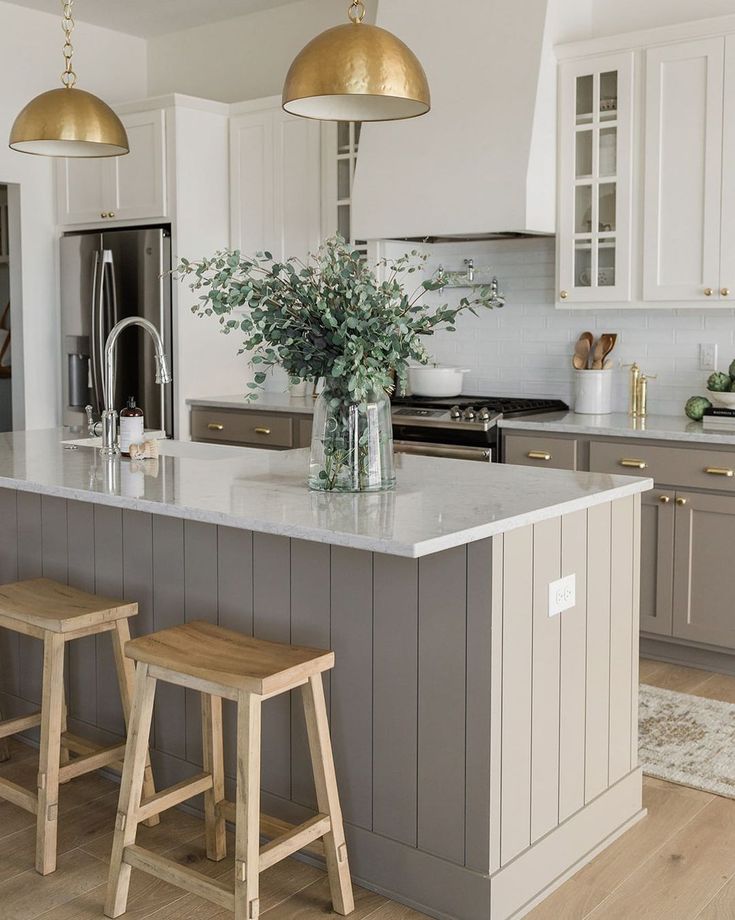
[549,574,576,617]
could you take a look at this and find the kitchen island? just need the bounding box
[0,429,651,920]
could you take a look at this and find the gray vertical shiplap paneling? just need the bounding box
[465,539,494,872]
[17,491,43,704]
[290,539,331,810]
[585,502,612,802]
[531,517,561,843]
[488,536,504,874]
[500,525,533,866]
[122,511,154,639]
[330,545,373,831]
[152,515,187,759]
[373,552,419,847]
[217,526,253,780]
[41,496,69,583]
[559,510,588,822]
[253,532,292,799]
[418,545,467,865]
[609,497,635,784]
[67,501,96,726]
[184,520,219,767]
[0,489,19,698]
[94,505,125,737]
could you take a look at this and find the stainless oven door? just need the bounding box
[394,441,492,462]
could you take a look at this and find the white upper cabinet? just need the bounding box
[643,38,725,302]
[557,53,634,305]
[230,101,321,262]
[57,108,168,225]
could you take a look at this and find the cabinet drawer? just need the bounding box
[589,440,735,491]
[504,434,577,470]
[191,408,293,448]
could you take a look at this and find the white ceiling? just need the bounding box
[2,0,299,37]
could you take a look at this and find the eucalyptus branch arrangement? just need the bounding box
[176,236,502,400]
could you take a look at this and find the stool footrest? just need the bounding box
[0,712,42,739]
[259,813,331,871]
[217,801,328,861]
[123,844,235,911]
[0,776,38,814]
[58,742,127,784]
[136,772,213,824]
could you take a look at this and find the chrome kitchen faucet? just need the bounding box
[100,317,172,457]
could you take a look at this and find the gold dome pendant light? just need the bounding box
[9,0,128,157]
[283,0,430,122]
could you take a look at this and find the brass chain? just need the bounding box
[60,0,77,88]
[348,0,366,24]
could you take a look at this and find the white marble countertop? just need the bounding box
[499,411,735,445]
[0,430,651,558]
[186,393,316,414]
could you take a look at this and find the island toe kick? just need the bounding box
[0,487,644,920]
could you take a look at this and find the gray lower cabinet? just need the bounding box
[640,490,675,638]
[191,406,313,450]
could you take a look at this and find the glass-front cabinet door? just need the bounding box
[558,53,634,305]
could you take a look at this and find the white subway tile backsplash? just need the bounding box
[382,236,735,415]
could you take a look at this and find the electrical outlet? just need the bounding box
[699,343,718,371]
[549,574,576,617]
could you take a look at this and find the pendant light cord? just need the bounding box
[348,0,366,24]
[60,0,77,88]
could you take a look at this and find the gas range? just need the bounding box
[391,395,568,462]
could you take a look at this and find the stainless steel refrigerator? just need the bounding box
[60,227,173,436]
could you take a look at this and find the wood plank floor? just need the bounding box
[1,658,734,919]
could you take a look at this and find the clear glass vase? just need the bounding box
[308,381,396,492]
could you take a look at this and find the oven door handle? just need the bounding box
[394,441,492,462]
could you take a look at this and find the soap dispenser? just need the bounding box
[119,397,144,457]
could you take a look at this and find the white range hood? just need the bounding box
[352,0,590,240]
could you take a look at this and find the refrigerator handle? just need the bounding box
[100,249,116,407]
[90,250,105,414]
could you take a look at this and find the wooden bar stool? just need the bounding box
[0,578,158,875]
[105,619,354,920]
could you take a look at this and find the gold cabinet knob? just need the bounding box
[722,288,731,297]
[676,497,688,506]
[108,212,116,219]
[100,212,107,219]
[659,495,671,503]
[704,288,714,296]
[559,290,568,300]
[207,422,224,431]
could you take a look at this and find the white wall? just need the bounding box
[147,0,374,103]
[0,2,147,430]
[381,237,735,418]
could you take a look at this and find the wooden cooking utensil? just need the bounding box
[601,332,618,364]
[591,336,606,370]
[573,331,594,370]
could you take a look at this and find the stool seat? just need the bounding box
[125,620,334,696]
[0,578,137,635]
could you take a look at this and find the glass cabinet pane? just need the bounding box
[599,183,616,232]
[575,240,592,287]
[598,243,616,286]
[575,185,592,234]
[337,122,350,154]
[599,127,617,177]
[338,205,350,241]
[338,159,350,201]
[576,131,593,177]
[600,71,618,119]
[576,74,593,123]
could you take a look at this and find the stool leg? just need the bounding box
[235,691,261,920]
[302,675,354,915]
[36,633,65,876]
[0,705,10,762]
[105,661,157,919]
[59,686,70,772]
[201,693,226,861]
[111,619,159,828]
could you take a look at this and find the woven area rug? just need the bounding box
[639,683,735,798]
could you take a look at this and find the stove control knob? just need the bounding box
[478,407,491,422]
[462,407,476,421]
[449,405,462,419]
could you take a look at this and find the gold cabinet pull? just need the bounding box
[254,427,271,435]
[619,458,648,469]
[659,495,671,504]
[676,497,688,506]
[705,466,734,477]
[207,422,224,431]
[704,288,714,296]
[559,290,568,300]
[527,451,552,461]
[722,288,731,297]
[100,212,106,219]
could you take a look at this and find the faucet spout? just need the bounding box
[101,317,172,457]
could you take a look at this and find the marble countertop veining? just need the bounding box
[499,412,735,445]
[186,393,316,414]
[0,430,651,558]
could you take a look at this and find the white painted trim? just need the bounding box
[555,13,735,61]
[228,95,284,116]
[114,94,230,116]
